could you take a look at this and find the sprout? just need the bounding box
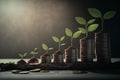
[52,36,65,51]
[88,8,116,30]
[75,17,99,37]
[19,52,27,59]
[30,48,38,57]
[65,28,81,46]
[42,43,53,53]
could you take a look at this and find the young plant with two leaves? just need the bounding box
[41,43,53,61]
[75,17,99,37]
[65,28,81,46]
[88,8,116,63]
[30,48,38,57]
[88,8,116,31]
[19,52,27,59]
[18,52,27,65]
[52,36,65,51]
[42,43,53,53]
[28,48,39,64]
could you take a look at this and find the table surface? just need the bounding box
[0,58,120,80]
[0,70,120,80]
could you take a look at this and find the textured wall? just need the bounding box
[0,0,119,58]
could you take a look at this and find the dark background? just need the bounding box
[0,0,119,58]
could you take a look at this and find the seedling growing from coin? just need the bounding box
[88,8,116,63]
[52,36,65,64]
[75,17,99,62]
[41,43,53,64]
[64,28,81,63]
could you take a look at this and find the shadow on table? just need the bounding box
[90,61,120,74]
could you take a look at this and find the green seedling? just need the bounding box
[30,48,38,57]
[42,43,53,53]
[75,17,99,37]
[65,28,81,46]
[88,8,116,30]
[19,52,27,59]
[52,36,65,51]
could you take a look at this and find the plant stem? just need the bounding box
[101,17,104,31]
[33,54,35,57]
[85,24,88,37]
[21,57,23,59]
[58,42,61,51]
[46,50,48,53]
[71,37,73,46]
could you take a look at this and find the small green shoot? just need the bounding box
[75,17,99,37]
[30,48,38,57]
[88,8,116,30]
[52,36,65,51]
[19,52,27,59]
[65,28,81,46]
[42,43,53,53]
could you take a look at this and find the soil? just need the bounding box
[28,57,39,65]
[0,63,16,71]
[0,61,120,73]
[17,59,26,65]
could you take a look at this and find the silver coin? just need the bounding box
[11,70,21,74]
[19,71,29,74]
[30,68,41,72]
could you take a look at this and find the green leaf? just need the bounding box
[103,11,116,19]
[65,28,73,37]
[30,51,34,55]
[19,53,27,58]
[87,19,96,24]
[78,28,87,34]
[48,47,53,50]
[30,51,38,55]
[60,43,66,46]
[34,52,38,54]
[23,52,27,57]
[88,8,102,18]
[60,36,65,41]
[87,24,99,32]
[19,54,23,58]
[42,43,48,50]
[34,48,37,51]
[75,17,86,25]
[52,36,59,42]
[73,31,81,38]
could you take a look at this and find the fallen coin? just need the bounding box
[30,68,41,72]
[11,70,21,74]
[72,71,88,74]
[19,71,29,74]
[29,63,40,66]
